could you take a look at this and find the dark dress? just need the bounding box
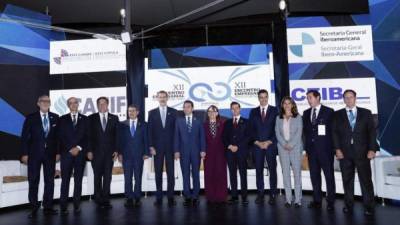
[204,120,228,202]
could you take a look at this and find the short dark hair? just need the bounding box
[37,95,50,102]
[128,104,140,111]
[257,89,269,97]
[67,97,78,106]
[306,90,321,100]
[230,101,241,108]
[343,89,357,97]
[96,97,109,105]
[157,90,168,97]
[183,100,194,108]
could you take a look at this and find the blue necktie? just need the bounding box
[43,114,49,137]
[348,109,356,131]
[311,108,317,125]
[130,121,136,137]
[187,117,192,133]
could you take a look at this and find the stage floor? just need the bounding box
[0,194,398,225]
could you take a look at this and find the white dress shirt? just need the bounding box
[310,104,322,122]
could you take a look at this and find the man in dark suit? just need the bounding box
[21,95,60,218]
[148,90,177,206]
[118,105,149,208]
[249,89,278,205]
[57,97,88,215]
[87,97,119,209]
[222,102,250,205]
[332,89,378,216]
[174,100,206,206]
[302,90,335,211]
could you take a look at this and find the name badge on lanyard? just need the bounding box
[318,125,326,136]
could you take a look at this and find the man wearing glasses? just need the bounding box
[21,95,60,218]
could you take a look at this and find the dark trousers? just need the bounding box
[123,159,144,200]
[339,152,374,209]
[91,154,114,204]
[60,153,85,209]
[308,151,336,204]
[254,148,277,196]
[226,151,248,198]
[154,150,175,199]
[180,153,201,199]
[28,154,56,209]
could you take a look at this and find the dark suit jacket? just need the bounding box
[222,117,250,153]
[174,116,206,156]
[21,111,59,158]
[148,107,177,153]
[57,113,88,155]
[302,105,334,155]
[118,120,149,160]
[248,106,278,153]
[88,112,119,156]
[332,107,379,159]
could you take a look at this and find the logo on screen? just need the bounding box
[53,49,69,65]
[289,32,315,57]
[189,82,231,102]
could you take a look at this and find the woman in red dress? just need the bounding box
[203,105,227,204]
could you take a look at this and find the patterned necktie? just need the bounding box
[130,121,136,137]
[72,114,77,127]
[187,116,192,133]
[233,117,238,128]
[261,108,266,122]
[161,107,166,128]
[43,114,49,137]
[348,109,356,131]
[311,108,317,125]
[102,113,107,131]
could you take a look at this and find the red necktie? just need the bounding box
[233,117,238,128]
[261,108,266,122]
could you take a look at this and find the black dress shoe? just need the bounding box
[154,199,163,206]
[284,202,292,208]
[135,199,142,206]
[125,199,134,208]
[268,196,276,205]
[255,195,264,204]
[227,197,239,204]
[74,206,81,214]
[60,209,69,216]
[43,208,59,215]
[192,199,199,206]
[183,198,192,207]
[327,203,334,212]
[342,207,353,214]
[102,203,112,209]
[168,198,176,206]
[242,197,249,205]
[28,207,39,219]
[307,201,322,209]
[364,208,375,217]
[294,203,301,208]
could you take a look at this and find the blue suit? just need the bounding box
[57,113,88,209]
[147,107,177,199]
[249,106,278,196]
[174,115,206,199]
[303,104,336,204]
[20,111,59,209]
[119,120,149,200]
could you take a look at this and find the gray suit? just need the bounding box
[275,115,303,204]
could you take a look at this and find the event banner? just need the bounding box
[287,25,373,63]
[290,77,378,113]
[50,39,126,74]
[49,87,127,120]
[286,15,377,115]
[145,61,275,119]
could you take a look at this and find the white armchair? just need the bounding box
[375,156,400,200]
